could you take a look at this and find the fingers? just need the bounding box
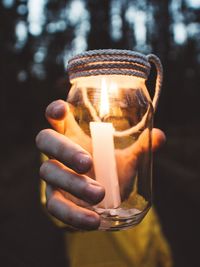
[40,159,105,205]
[45,99,92,153]
[46,185,101,230]
[152,128,166,151]
[36,129,92,174]
[137,128,166,153]
[125,128,166,157]
[45,100,68,133]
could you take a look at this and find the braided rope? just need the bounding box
[68,49,148,61]
[68,49,151,80]
[67,50,163,137]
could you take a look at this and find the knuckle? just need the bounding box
[35,129,52,148]
[40,159,57,179]
[79,181,89,196]
[39,160,50,178]
[55,139,66,158]
[65,174,86,197]
[46,197,55,213]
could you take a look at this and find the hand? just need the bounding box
[36,100,166,230]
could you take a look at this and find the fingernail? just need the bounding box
[85,183,105,204]
[85,215,100,230]
[51,104,65,119]
[74,153,92,173]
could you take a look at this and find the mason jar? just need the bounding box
[64,49,163,230]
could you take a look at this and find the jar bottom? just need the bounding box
[95,205,151,231]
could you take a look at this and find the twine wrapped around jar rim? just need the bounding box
[68,49,151,81]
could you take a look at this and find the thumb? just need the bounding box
[45,100,68,133]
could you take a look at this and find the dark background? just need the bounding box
[0,0,200,266]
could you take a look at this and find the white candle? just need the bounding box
[90,122,121,208]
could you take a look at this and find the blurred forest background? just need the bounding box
[0,0,200,266]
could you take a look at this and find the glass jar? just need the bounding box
[65,50,163,230]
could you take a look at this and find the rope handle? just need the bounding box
[146,54,163,111]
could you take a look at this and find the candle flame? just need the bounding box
[100,78,110,118]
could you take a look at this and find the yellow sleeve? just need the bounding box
[66,209,173,267]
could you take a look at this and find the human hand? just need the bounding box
[36,100,105,230]
[36,100,166,230]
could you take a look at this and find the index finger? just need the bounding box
[36,129,92,174]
